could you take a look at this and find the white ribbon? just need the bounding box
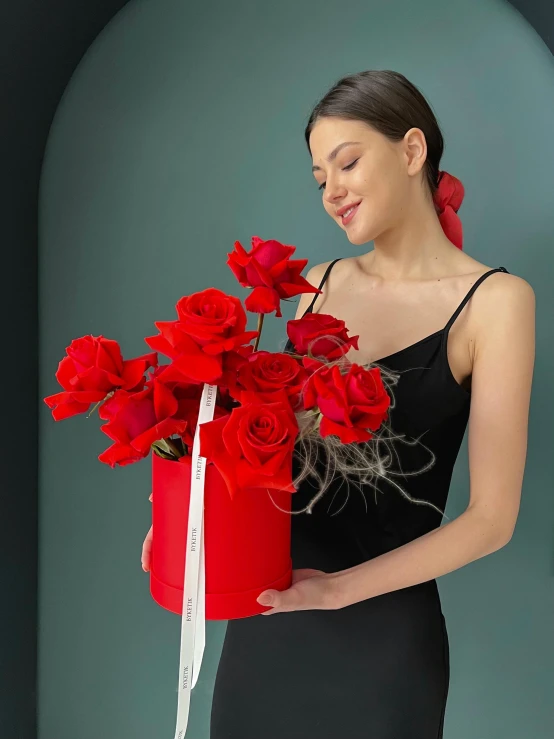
[173,382,216,739]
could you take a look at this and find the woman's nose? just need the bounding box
[324,182,347,205]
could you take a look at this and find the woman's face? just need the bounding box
[309,117,425,245]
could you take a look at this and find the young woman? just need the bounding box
[142,70,535,738]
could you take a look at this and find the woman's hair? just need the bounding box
[304,69,444,199]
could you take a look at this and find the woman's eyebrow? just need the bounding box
[311,141,361,172]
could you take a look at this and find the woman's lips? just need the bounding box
[341,202,361,225]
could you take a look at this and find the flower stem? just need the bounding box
[253,313,264,352]
[86,391,114,419]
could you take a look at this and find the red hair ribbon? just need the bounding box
[433,170,465,250]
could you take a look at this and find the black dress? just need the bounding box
[210,259,509,739]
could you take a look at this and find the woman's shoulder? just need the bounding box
[461,261,534,358]
[298,259,346,317]
[304,258,341,284]
[471,265,534,314]
[464,258,531,294]
[305,256,356,287]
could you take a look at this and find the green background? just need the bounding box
[38,0,554,736]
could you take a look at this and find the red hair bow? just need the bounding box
[433,170,465,250]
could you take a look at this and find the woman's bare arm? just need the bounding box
[326,273,535,609]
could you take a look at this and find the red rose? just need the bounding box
[227,236,320,317]
[97,378,188,467]
[287,313,359,360]
[44,335,158,420]
[300,354,342,376]
[230,350,308,409]
[199,401,299,499]
[303,363,390,443]
[216,343,255,392]
[150,373,231,448]
[145,288,258,384]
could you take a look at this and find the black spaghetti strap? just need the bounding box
[304,258,343,314]
[444,266,509,332]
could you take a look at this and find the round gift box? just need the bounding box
[149,452,293,619]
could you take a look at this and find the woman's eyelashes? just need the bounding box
[317,158,360,191]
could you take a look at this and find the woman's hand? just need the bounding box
[140,492,337,613]
[256,568,339,615]
[141,493,153,572]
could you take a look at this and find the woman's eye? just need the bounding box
[318,158,359,191]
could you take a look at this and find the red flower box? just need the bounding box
[149,452,293,620]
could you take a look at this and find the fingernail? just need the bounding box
[257,594,273,605]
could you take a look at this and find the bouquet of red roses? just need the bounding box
[44,236,391,738]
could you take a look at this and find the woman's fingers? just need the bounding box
[142,524,153,572]
[142,494,154,571]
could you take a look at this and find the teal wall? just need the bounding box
[38,0,554,736]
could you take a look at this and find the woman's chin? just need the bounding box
[346,229,373,246]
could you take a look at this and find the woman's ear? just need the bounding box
[403,127,427,176]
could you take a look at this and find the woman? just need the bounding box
[142,70,535,738]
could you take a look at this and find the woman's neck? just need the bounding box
[359,203,461,282]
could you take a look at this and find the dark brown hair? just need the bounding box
[304,70,444,199]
